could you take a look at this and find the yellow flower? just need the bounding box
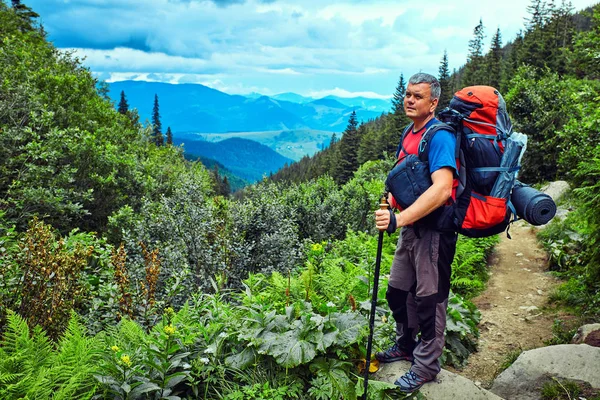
[311,243,323,253]
[120,354,132,367]
[164,307,175,318]
[111,345,119,352]
[164,324,176,336]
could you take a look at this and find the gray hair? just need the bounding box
[408,73,441,100]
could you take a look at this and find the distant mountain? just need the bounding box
[271,92,314,104]
[271,93,392,113]
[184,154,248,192]
[107,81,383,133]
[323,95,392,113]
[186,129,335,161]
[174,137,293,182]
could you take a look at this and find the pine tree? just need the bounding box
[333,111,359,184]
[11,0,39,32]
[486,28,503,88]
[438,50,453,109]
[166,126,173,145]
[547,0,575,74]
[221,176,231,197]
[462,19,486,86]
[118,91,129,115]
[500,31,524,93]
[570,4,600,79]
[151,94,163,146]
[522,0,552,68]
[525,0,547,32]
[391,74,406,116]
[390,73,411,138]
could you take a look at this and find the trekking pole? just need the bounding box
[362,194,390,400]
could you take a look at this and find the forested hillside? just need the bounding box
[0,0,599,399]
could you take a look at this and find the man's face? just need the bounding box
[404,83,438,121]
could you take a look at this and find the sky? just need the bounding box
[26,0,598,99]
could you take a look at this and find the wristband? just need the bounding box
[386,208,397,234]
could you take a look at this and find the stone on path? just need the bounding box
[372,360,502,399]
[490,344,600,400]
[572,323,600,346]
[540,181,570,203]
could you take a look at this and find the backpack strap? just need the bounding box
[395,123,414,159]
[417,122,457,163]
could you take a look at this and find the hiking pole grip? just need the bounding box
[363,197,389,399]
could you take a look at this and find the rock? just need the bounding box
[519,306,539,314]
[491,344,600,400]
[372,360,503,399]
[572,323,600,347]
[540,181,570,203]
[535,181,571,230]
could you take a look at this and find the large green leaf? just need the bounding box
[267,329,317,368]
[225,347,258,369]
[330,312,366,347]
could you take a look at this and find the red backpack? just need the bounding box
[436,85,521,237]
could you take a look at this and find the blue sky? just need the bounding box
[27,0,598,99]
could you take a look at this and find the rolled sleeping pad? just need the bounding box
[510,182,557,225]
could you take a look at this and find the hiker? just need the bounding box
[374,72,458,393]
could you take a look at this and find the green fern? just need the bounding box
[0,310,101,400]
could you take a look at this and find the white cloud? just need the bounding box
[29,0,600,97]
[317,2,408,26]
[308,87,391,100]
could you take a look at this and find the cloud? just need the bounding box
[28,0,599,97]
[308,87,391,99]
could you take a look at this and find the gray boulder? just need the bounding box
[491,344,600,400]
[372,360,502,399]
[572,323,600,346]
[540,181,570,203]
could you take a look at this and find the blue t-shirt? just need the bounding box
[425,119,457,176]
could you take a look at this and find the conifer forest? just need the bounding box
[1,0,599,398]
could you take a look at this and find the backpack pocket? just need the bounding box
[386,154,432,210]
[462,192,506,229]
[458,192,510,237]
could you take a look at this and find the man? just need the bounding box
[374,72,458,393]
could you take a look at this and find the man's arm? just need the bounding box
[375,167,453,230]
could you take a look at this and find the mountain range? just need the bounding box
[174,137,293,183]
[107,81,389,133]
[107,81,391,184]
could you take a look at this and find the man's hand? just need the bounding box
[375,209,396,231]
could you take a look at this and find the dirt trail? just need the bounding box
[451,221,563,387]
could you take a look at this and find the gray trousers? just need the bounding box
[387,225,458,380]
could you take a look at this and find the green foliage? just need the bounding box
[441,292,481,368]
[541,378,584,400]
[6,218,98,340]
[544,319,579,346]
[233,181,302,276]
[462,19,487,86]
[0,310,102,400]
[568,4,600,79]
[505,66,600,183]
[334,110,360,185]
[223,382,302,400]
[497,347,522,374]
[451,235,499,298]
[538,193,600,317]
[0,4,201,234]
[283,176,345,242]
[438,51,453,109]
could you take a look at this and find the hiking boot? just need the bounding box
[375,343,413,363]
[394,369,433,393]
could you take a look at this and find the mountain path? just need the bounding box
[448,221,566,388]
